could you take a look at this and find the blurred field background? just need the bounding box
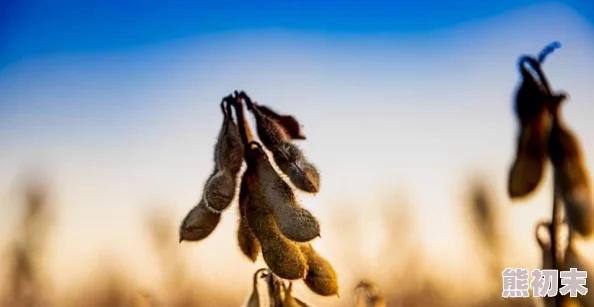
[2,1,594,306]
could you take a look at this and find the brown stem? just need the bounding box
[230,93,255,154]
[550,171,567,307]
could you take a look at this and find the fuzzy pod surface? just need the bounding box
[179,198,221,242]
[243,143,309,280]
[203,169,237,212]
[250,143,321,242]
[245,194,308,280]
[256,104,307,140]
[299,243,339,297]
[246,98,320,194]
[237,173,262,262]
[215,99,245,175]
[272,143,320,194]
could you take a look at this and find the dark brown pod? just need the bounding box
[255,104,307,140]
[508,118,551,199]
[514,56,551,126]
[237,173,261,262]
[215,99,244,175]
[203,98,245,213]
[239,91,320,194]
[299,243,339,297]
[508,56,552,199]
[249,141,320,242]
[273,143,320,194]
[548,97,594,237]
[179,198,221,242]
[203,170,236,213]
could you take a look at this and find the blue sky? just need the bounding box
[1,0,593,69]
[1,1,594,303]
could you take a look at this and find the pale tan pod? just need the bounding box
[245,200,308,280]
[299,243,339,297]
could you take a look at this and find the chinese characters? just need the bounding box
[502,268,588,298]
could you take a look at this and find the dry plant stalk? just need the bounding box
[354,280,386,307]
[463,177,504,268]
[245,268,268,307]
[535,220,556,307]
[264,268,286,307]
[234,95,264,263]
[3,176,53,307]
[179,91,337,301]
[564,240,594,306]
[508,42,594,307]
[244,268,312,307]
[548,97,594,237]
[535,221,594,307]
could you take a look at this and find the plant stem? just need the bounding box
[550,171,566,307]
